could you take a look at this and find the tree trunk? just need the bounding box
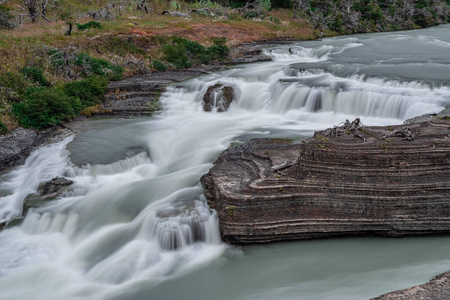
[65,23,72,36]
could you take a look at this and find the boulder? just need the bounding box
[23,177,73,215]
[203,83,235,112]
[201,119,450,245]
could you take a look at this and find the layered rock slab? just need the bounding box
[201,119,450,244]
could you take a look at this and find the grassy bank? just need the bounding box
[1,0,449,132]
[0,5,316,131]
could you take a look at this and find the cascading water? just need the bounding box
[0,25,450,300]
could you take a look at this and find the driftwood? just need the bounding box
[323,118,368,142]
[386,128,415,141]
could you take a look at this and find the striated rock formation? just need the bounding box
[372,271,450,300]
[201,118,450,244]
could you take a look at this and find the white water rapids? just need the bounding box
[1,25,450,300]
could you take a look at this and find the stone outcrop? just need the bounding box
[100,67,224,117]
[372,271,450,300]
[0,177,73,231]
[201,118,450,244]
[0,125,72,172]
[203,83,235,112]
[22,177,73,215]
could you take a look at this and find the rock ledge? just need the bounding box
[201,119,450,244]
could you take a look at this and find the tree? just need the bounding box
[21,0,51,23]
[61,12,74,35]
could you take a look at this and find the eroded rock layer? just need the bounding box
[201,119,450,244]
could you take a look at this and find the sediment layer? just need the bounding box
[201,119,450,244]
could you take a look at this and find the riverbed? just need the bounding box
[0,24,449,300]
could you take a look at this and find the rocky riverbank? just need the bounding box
[0,125,73,172]
[372,271,450,299]
[201,118,450,244]
[97,42,273,117]
[0,41,273,170]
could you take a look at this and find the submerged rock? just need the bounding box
[201,119,450,245]
[23,177,73,215]
[203,83,235,112]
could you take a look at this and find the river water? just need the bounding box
[1,25,450,300]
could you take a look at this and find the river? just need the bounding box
[0,24,450,300]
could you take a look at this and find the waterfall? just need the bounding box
[0,25,449,300]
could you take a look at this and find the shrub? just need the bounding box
[243,10,259,18]
[271,0,292,9]
[0,5,14,29]
[62,76,108,107]
[230,0,247,8]
[98,36,146,57]
[20,66,48,86]
[261,0,271,11]
[0,72,29,102]
[0,121,7,134]
[74,53,124,80]
[76,21,102,30]
[12,87,81,130]
[49,50,123,81]
[163,36,229,69]
[153,60,167,72]
[163,38,192,69]
[207,37,230,60]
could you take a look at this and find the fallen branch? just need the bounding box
[323,118,368,142]
[386,128,414,141]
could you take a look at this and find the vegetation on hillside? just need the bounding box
[295,0,450,33]
[0,0,449,132]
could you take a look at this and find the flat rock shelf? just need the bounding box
[201,118,450,245]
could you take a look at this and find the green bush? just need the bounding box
[271,0,292,9]
[153,60,167,72]
[75,53,124,80]
[230,0,247,8]
[243,10,259,18]
[261,0,271,11]
[0,121,7,134]
[62,76,108,107]
[0,5,14,29]
[12,87,81,130]
[20,66,48,86]
[76,21,102,30]
[163,36,229,69]
[163,38,193,69]
[0,72,29,102]
[99,36,146,57]
[207,37,230,60]
[49,50,123,81]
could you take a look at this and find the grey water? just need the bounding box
[0,24,450,300]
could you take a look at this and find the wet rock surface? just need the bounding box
[0,125,73,172]
[203,83,235,112]
[23,177,73,215]
[201,119,450,245]
[100,67,225,117]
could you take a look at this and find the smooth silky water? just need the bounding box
[1,25,450,300]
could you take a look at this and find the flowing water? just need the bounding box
[1,25,450,300]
